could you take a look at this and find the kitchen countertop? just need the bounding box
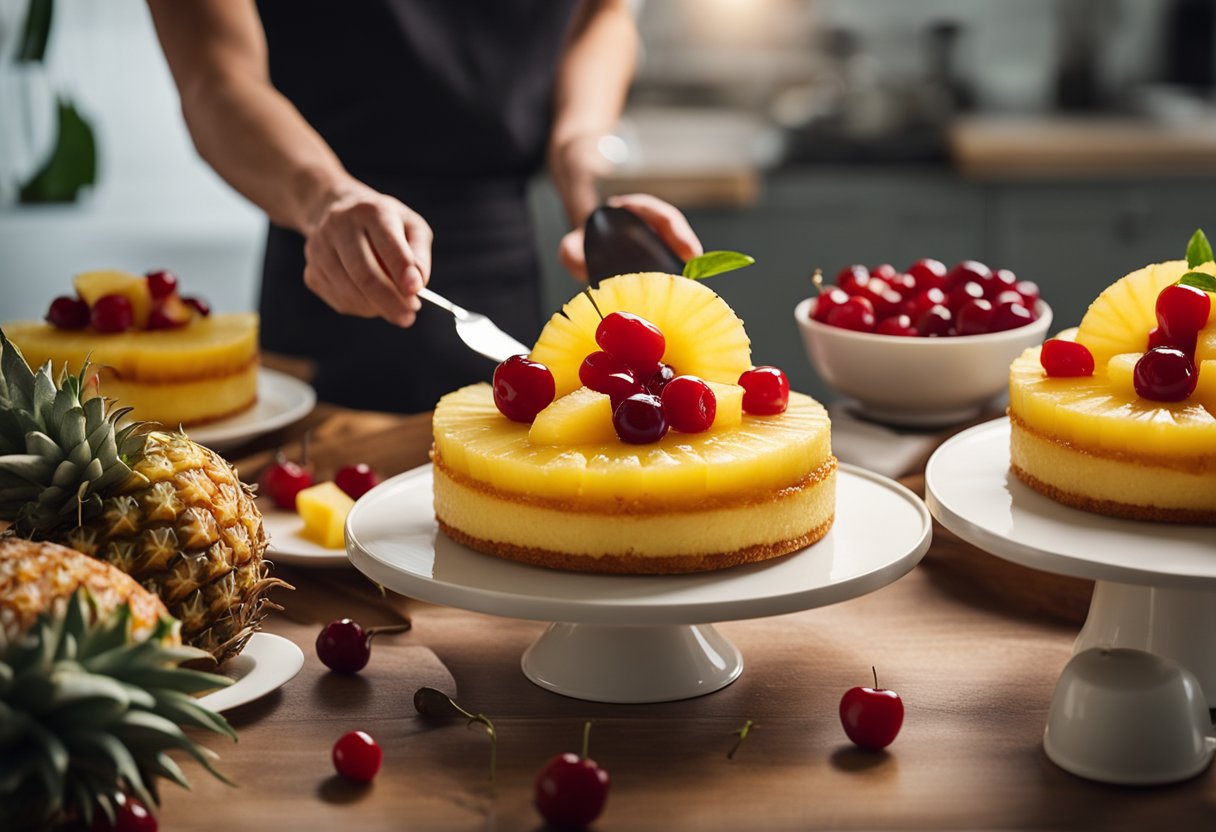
[154,400,1216,831]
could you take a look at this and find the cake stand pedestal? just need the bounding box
[924,418,1216,705]
[346,463,931,703]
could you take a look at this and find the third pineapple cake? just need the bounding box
[431,271,836,573]
[1008,231,1216,523]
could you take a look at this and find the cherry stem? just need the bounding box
[581,720,592,760]
[872,666,879,690]
[364,621,412,642]
[727,719,755,760]
[582,287,605,320]
[811,268,825,295]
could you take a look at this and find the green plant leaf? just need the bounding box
[682,251,755,280]
[16,0,54,63]
[19,97,97,204]
[1186,229,1213,269]
[1179,272,1216,293]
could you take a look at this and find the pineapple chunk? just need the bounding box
[530,273,751,397]
[1198,325,1216,364]
[1196,359,1216,414]
[75,270,153,329]
[706,381,743,430]
[297,482,354,549]
[529,387,615,445]
[1107,353,1140,399]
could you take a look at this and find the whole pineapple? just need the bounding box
[0,540,236,830]
[0,330,288,663]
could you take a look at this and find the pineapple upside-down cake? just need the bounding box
[431,272,836,573]
[1009,244,1216,524]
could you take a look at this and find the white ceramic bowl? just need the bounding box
[794,297,1052,427]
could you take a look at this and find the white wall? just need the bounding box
[0,0,264,321]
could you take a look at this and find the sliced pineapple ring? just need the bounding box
[4,313,258,383]
[1010,346,1216,458]
[529,273,752,398]
[434,383,830,507]
[1075,260,1216,367]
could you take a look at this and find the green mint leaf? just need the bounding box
[1186,229,1213,269]
[1179,271,1216,293]
[683,251,755,280]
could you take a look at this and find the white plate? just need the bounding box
[195,632,304,712]
[924,418,1216,589]
[261,506,351,567]
[186,368,316,452]
[345,463,932,626]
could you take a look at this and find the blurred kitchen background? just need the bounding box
[3,0,1216,402]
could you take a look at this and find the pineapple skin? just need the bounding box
[56,431,285,663]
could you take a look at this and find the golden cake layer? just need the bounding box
[431,383,836,572]
[4,313,259,427]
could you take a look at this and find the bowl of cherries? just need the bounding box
[795,259,1052,426]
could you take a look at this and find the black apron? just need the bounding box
[254,0,579,412]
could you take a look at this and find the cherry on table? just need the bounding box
[1134,347,1197,402]
[46,296,90,329]
[739,366,789,415]
[840,667,904,751]
[661,375,716,433]
[613,393,668,443]
[260,457,313,511]
[333,730,382,782]
[595,311,665,374]
[535,722,610,830]
[335,463,380,500]
[316,617,411,674]
[493,354,555,423]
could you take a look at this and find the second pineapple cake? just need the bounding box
[431,272,836,573]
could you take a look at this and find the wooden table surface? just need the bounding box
[158,404,1216,831]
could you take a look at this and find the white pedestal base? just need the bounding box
[521,623,743,703]
[1075,581,1216,708]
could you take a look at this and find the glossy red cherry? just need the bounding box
[874,313,917,337]
[494,355,555,423]
[595,311,666,373]
[916,305,953,337]
[836,264,870,294]
[145,269,179,299]
[92,793,157,832]
[812,286,852,323]
[901,287,946,321]
[985,268,1019,299]
[946,280,985,313]
[335,463,380,499]
[888,272,919,294]
[954,298,995,336]
[260,458,312,510]
[1147,325,1196,354]
[944,260,992,291]
[738,366,789,415]
[840,669,904,751]
[535,725,610,832]
[91,294,134,333]
[1155,283,1211,343]
[906,258,947,290]
[612,393,668,443]
[870,263,898,281]
[661,375,716,433]
[1016,280,1041,307]
[865,281,903,319]
[182,296,211,317]
[580,350,642,404]
[990,299,1035,332]
[645,363,675,396]
[333,731,382,782]
[1134,347,1197,402]
[146,296,193,330]
[991,289,1026,308]
[1040,339,1095,377]
[317,619,372,673]
[825,296,876,332]
[46,296,90,329]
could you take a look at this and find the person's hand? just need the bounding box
[302,181,433,327]
[558,194,703,281]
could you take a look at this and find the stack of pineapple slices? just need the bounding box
[433,273,831,505]
[1009,258,1216,458]
[0,539,235,829]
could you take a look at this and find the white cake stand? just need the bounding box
[924,418,1216,707]
[346,463,931,703]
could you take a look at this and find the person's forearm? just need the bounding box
[549,0,638,226]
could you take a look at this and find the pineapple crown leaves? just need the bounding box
[0,329,143,536]
[0,589,235,829]
[1180,229,1216,294]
